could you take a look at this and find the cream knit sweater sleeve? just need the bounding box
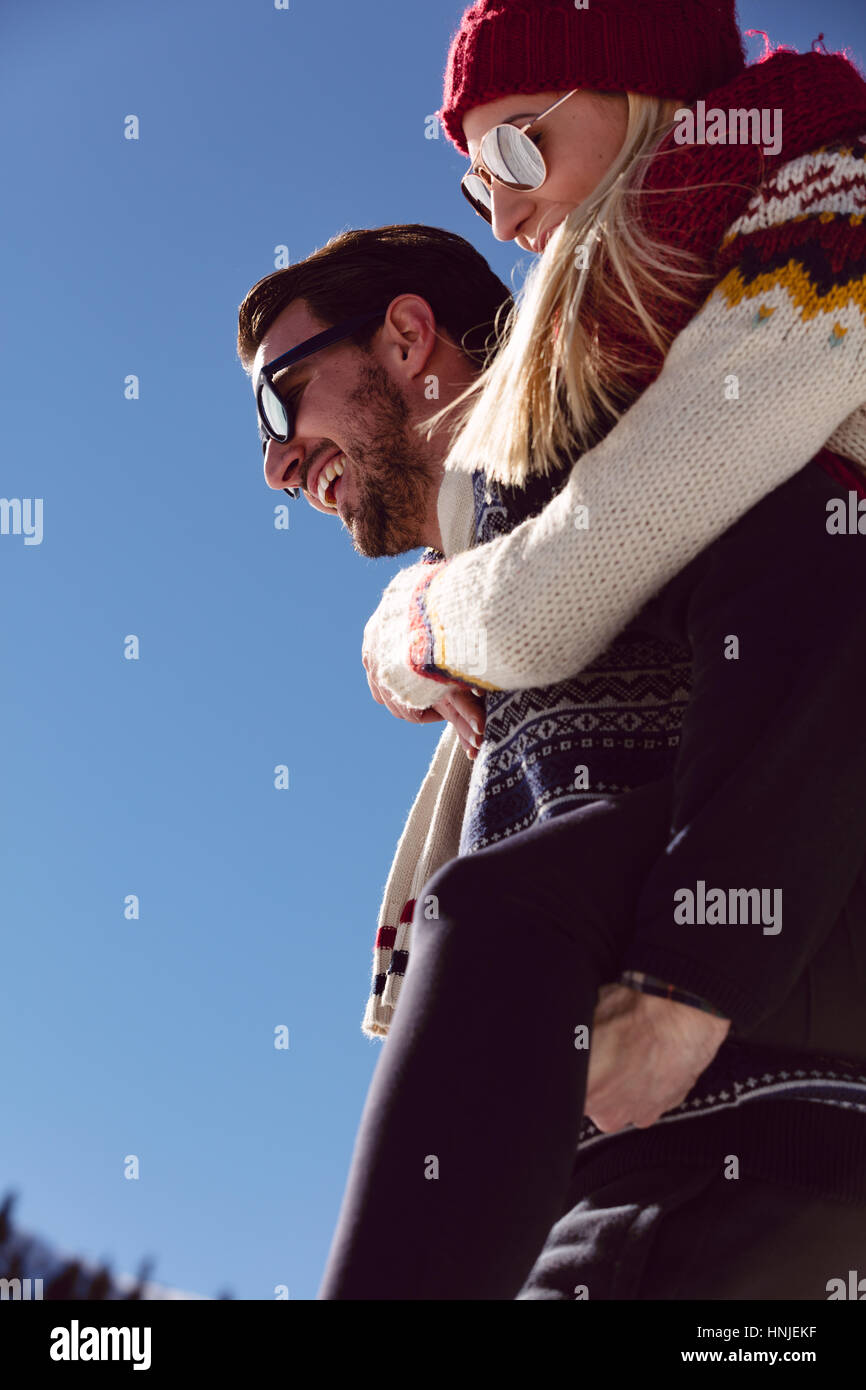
[362,142,866,707]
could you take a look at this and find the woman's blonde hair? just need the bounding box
[424,92,719,488]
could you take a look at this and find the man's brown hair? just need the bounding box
[237,224,512,371]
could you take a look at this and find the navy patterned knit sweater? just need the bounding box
[456,465,866,1199]
[459,470,691,855]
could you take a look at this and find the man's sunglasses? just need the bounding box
[256,309,388,498]
[460,88,580,223]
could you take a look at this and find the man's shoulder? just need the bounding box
[474,461,572,540]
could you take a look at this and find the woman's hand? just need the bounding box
[364,665,486,759]
[584,984,731,1132]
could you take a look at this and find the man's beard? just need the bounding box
[341,360,436,558]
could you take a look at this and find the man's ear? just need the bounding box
[383,294,438,375]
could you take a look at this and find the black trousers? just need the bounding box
[318,460,866,1300]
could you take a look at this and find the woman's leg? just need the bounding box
[318,775,674,1300]
[627,458,866,1053]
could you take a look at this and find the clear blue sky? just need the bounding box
[2,0,864,1301]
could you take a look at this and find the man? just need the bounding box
[238,225,866,1299]
[238,224,728,1124]
[238,223,505,760]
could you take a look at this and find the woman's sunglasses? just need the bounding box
[256,309,388,497]
[460,88,580,223]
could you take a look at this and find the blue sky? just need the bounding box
[2,0,864,1300]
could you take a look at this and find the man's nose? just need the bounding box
[264,437,304,492]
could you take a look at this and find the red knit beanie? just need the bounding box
[440,0,747,153]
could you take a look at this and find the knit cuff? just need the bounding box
[620,946,764,1032]
[362,562,453,710]
[410,562,472,691]
[409,560,502,693]
[619,970,729,1019]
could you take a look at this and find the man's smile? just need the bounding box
[315,454,346,509]
[306,449,346,509]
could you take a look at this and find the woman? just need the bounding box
[322,0,866,1298]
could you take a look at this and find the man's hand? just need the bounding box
[364,661,486,759]
[584,984,731,1133]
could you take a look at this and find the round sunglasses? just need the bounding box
[460,88,580,223]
